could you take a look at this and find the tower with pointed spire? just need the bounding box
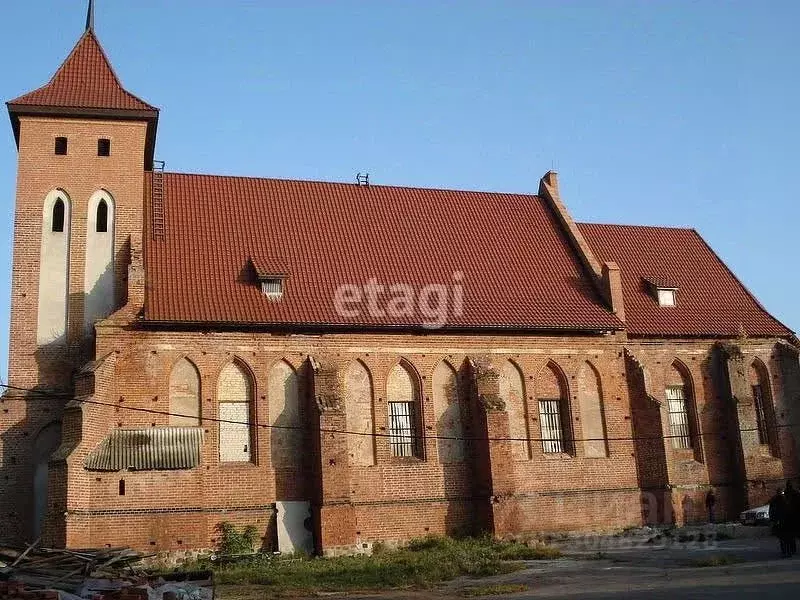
[3,2,158,542]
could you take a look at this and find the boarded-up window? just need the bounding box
[499,360,529,460]
[169,358,201,426]
[537,362,571,455]
[386,362,422,458]
[578,362,608,457]
[344,360,376,466]
[269,360,303,468]
[218,362,253,462]
[432,361,465,463]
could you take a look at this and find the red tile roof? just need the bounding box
[578,223,792,338]
[144,173,623,331]
[8,30,156,112]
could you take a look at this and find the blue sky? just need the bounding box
[1,1,798,380]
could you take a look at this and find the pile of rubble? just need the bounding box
[0,545,213,600]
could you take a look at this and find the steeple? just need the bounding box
[86,0,95,32]
[5,3,159,167]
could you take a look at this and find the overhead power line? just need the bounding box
[0,382,796,445]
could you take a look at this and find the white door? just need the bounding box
[275,500,313,555]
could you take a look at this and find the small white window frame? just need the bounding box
[657,288,677,307]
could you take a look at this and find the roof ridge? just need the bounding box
[84,29,157,110]
[8,29,157,112]
[163,170,543,198]
[578,221,694,232]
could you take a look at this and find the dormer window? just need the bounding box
[260,278,284,300]
[644,277,678,307]
[657,288,677,307]
[250,257,288,302]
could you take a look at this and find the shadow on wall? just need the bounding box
[442,359,479,537]
[624,353,669,525]
[271,359,310,502]
[0,411,63,545]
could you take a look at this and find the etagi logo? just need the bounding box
[333,272,465,329]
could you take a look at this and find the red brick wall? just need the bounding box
[1,325,786,551]
[48,327,649,551]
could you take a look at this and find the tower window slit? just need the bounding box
[52,199,65,233]
[96,200,108,233]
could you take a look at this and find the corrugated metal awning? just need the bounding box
[85,427,204,471]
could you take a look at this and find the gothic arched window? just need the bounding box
[96,200,108,233]
[52,199,65,233]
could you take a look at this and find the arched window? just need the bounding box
[499,360,530,460]
[169,358,201,426]
[52,198,65,232]
[33,422,62,538]
[344,360,376,466]
[537,361,572,454]
[665,361,697,451]
[749,360,779,456]
[217,361,254,463]
[432,361,465,464]
[578,361,608,457]
[38,191,70,345]
[386,361,422,458]
[96,200,108,233]
[268,359,303,468]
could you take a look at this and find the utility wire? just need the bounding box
[1,382,796,445]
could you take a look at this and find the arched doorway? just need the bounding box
[33,422,62,539]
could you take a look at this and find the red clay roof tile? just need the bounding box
[8,30,156,112]
[144,173,623,331]
[578,223,791,338]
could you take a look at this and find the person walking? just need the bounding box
[785,480,800,556]
[705,490,716,524]
[769,488,792,557]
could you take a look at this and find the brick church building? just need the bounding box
[2,5,799,554]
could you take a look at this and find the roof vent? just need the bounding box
[356,172,369,186]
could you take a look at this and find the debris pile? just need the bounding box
[0,546,144,593]
[0,545,213,600]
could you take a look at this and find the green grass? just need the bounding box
[463,583,528,596]
[205,536,560,594]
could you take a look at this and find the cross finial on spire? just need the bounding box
[86,0,95,32]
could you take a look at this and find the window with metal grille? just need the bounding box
[666,385,692,449]
[54,136,67,155]
[389,401,416,457]
[98,138,111,157]
[539,399,565,453]
[260,278,283,300]
[753,385,769,445]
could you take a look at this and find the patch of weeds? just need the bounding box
[216,522,259,555]
[494,542,561,561]
[210,535,558,594]
[463,583,528,597]
[688,555,742,568]
[713,531,733,541]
